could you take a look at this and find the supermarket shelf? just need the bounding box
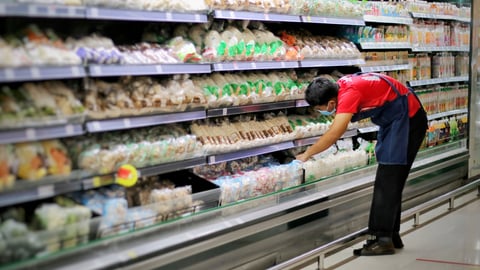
[0,2,85,18]
[212,61,299,72]
[359,42,412,50]
[299,58,365,68]
[86,109,206,133]
[88,64,211,77]
[207,100,296,118]
[0,173,85,208]
[408,76,469,87]
[139,157,207,178]
[296,99,309,107]
[358,125,379,133]
[0,124,84,144]
[301,15,365,26]
[213,10,301,22]
[293,129,358,147]
[410,12,471,23]
[428,108,468,120]
[0,66,86,83]
[86,7,207,22]
[360,63,411,72]
[207,141,295,164]
[363,14,413,25]
[411,46,470,52]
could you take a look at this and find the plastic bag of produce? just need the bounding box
[0,144,16,190]
[15,142,47,180]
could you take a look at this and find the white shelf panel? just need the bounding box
[411,46,469,52]
[360,42,412,50]
[299,58,365,68]
[86,110,206,133]
[410,12,471,23]
[408,76,469,87]
[0,124,84,144]
[301,15,365,26]
[363,15,413,25]
[88,64,211,77]
[361,63,411,72]
[86,7,208,22]
[213,10,301,22]
[212,61,299,71]
[207,101,296,118]
[428,108,468,120]
[0,66,85,82]
[0,2,85,18]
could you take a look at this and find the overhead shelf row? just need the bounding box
[0,59,365,83]
[0,3,471,24]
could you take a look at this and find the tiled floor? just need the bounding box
[304,191,480,270]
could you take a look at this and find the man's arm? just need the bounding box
[296,113,353,162]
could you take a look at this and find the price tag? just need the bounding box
[155,65,163,74]
[123,118,131,128]
[65,124,75,135]
[28,5,37,15]
[232,62,239,70]
[127,250,138,259]
[216,10,223,17]
[25,128,36,140]
[115,164,139,187]
[47,5,56,16]
[165,12,173,21]
[71,66,81,77]
[67,6,76,17]
[222,108,228,116]
[264,13,270,20]
[91,65,102,76]
[250,62,257,69]
[91,121,101,131]
[194,14,201,22]
[38,185,54,198]
[30,67,40,79]
[304,16,312,22]
[229,11,235,18]
[217,63,224,70]
[209,156,216,164]
[280,62,286,68]
[89,7,99,18]
[4,68,15,81]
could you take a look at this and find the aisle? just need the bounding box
[328,195,480,270]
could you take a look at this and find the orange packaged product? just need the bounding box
[0,144,16,190]
[15,142,47,180]
[42,140,72,176]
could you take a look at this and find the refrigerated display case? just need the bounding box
[0,1,477,269]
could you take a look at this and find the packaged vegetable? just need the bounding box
[41,140,72,176]
[0,144,16,190]
[15,142,47,180]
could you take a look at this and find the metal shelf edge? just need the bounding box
[88,64,211,77]
[0,124,85,144]
[363,14,413,24]
[86,110,206,133]
[0,66,86,83]
[86,7,208,22]
[0,3,85,18]
[207,101,296,117]
[301,15,365,26]
[208,141,295,164]
[299,59,365,68]
[213,10,301,22]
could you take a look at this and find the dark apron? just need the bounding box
[350,73,419,165]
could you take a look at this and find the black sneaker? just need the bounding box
[353,239,395,256]
[393,233,404,249]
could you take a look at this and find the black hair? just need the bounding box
[304,77,339,107]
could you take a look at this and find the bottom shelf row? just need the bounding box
[0,124,468,267]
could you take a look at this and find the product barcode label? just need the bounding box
[25,128,36,140]
[65,124,75,135]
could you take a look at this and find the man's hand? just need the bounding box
[296,152,310,162]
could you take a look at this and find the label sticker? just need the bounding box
[116,164,139,187]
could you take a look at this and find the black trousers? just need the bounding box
[368,108,428,237]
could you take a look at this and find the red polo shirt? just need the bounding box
[337,73,421,118]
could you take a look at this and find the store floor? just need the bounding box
[302,191,480,270]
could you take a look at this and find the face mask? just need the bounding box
[317,104,336,116]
